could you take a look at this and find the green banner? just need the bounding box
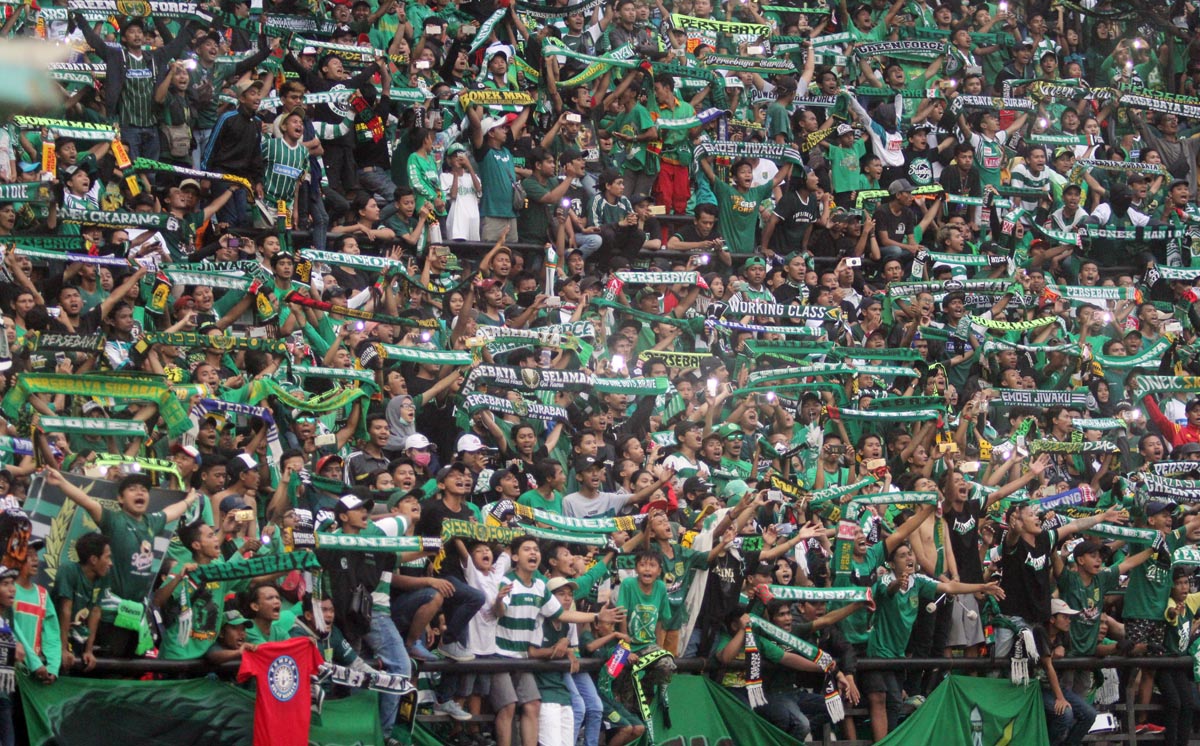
[19,669,381,745]
[877,674,1049,746]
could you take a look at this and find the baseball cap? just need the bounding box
[219,495,249,513]
[547,577,578,593]
[481,114,517,135]
[630,193,652,206]
[1145,500,1178,517]
[233,78,264,96]
[1050,598,1080,616]
[314,454,343,474]
[1176,442,1200,457]
[484,42,511,61]
[457,433,486,453]
[222,610,254,628]
[749,561,773,577]
[81,400,105,415]
[0,567,17,582]
[835,123,855,136]
[168,443,201,463]
[336,494,374,513]
[573,455,603,473]
[1017,37,1035,48]
[436,461,471,482]
[1071,540,1105,561]
[386,488,423,509]
[889,178,916,195]
[179,178,201,192]
[682,476,714,496]
[405,433,432,450]
[743,256,767,269]
[721,479,752,506]
[301,45,318,55]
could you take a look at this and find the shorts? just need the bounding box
[489,670,540,710]
[599,690,643,730]
[1125,618,1166,648]
[861,669,904,698]
[947,593,985,648]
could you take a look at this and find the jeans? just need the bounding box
[192,128,212,169]
[576,232,603,258]
[363,608,412,732]
[1157,666,1196,746]
[0,695,13,746]
[564,670,603,746]
[122,125,160,162]
[1042,687,1096,746]
[442,575,485,646]
[759,689,826,740]
[390,586,439,635]
[211,180,249,228]
[357,167,397,203]
[307,185,330,251]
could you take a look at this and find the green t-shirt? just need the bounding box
[612,104,658,176]
[766,102,792,142]
[246,607,301,645]
[653,544,708,629]
[161,569,244,660]
[834,540,886,645]
[616,577,670,649]
[827,140,866,194]
[867,572,938,658]
[714,180,774,254]
[533,620,574,705]
[518,174,559,243]
[1123,527,1184,620]
[99,507,169,601]
[52,562,110,645]
[518,488,563,515]
[1056,565,1120,657]
[657,97,696,165]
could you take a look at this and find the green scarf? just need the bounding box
[36,416,146,439]
[12,115,117,141]
[3,373,191,436]
[138,332,287,355]
[246,378,371,414]
[766,586,868,603]
[442,518,607,547]
[380,344,471,366]
[1093,338,1172,371]
[131,158,251,193]
[1030,439,1120,454]
[191,551,321,584]
[462,393,569,422]
[636,350,713,368]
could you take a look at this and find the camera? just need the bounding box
[232,509,255,523]
[228,237,240,249]
[847,257,861,267]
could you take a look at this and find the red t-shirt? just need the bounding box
[237,637,325,746]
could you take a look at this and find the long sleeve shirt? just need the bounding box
[1143,393,1200,447]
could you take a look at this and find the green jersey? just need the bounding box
[518,174,559,243]
[407,150,442,213]
[835,540,886,645]
[52,562,110,645]
[518,488,563,515]
[532,620,574,705]
[261,136,310,206]
[653,544,708,629]
[766,102,792,143]
[612,104,658,175]
[714,180,774,253]
[868,572,938,658]
[119,51,157,128]
[246,607,301,645]
[161,568,243,660]
[969,131,1007,190]
[99,507,168,601]
[1056,565,1119,656]
[657,97,696,166]
[616,576,670,649]
[1123,527,1184,620]
[827,140,866,194]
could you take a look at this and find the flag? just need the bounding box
[877,674,1049,746]
[18,668,380,746]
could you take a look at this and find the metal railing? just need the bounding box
[66,654,1189,745]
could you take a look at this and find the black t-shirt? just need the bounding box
[770,189,822,252]
[943,497,984,584]
[415,497,476,579]
[698,549,759,630]
[873,203,918,247]
[998,529,1056,624]
[901,145,935,187]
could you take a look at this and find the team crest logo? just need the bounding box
[116,0,152,16]
[520,368,541,388]
[267,655,301,702]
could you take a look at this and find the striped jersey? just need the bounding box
[261,136,310,205]
[120,51,157,128]
[495,571,563,658]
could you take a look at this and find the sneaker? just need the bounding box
[408,640,440,662]
[439,641,476,662]
[903,695,926,708]
[1136,723,1165,734]
[436,699,474,722]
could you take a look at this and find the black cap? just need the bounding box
[749,561,773,577]
[682,475,713,496]
[573,455,603,473]
[1072,540,1105,560]
[630,193,653,205]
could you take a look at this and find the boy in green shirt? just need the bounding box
[702,157,793,253]
[517,460,567,515]
[52,532,111,670]
[616,552,672,651]
[46,467,198,657]
[529,577,583,746]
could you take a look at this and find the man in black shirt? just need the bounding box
[667,204,727,265]
[764,168,822,257]
[872,180,921,262]
[413,462,485,660]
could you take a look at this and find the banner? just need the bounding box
[458,90,538,107]
[12,115,117,141]
[67,0,212,21]
[853,40,946,59]
[991,389,1089,408]
[876,674,1049,745]
[0,183,53,203]
[693,140,801,165]
[60,208,180,232]
[670,13,771,36]
[1118,84,1200,120]
[23,472,183,590]
[19,669,381,746]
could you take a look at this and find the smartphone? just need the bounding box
[353,321,366,332]
[566,112,582,124]
[428,25,442,35]
[649,204,666,215]
[827,444,845,455]
[707,377,719,397]
[463,23,477,34]
[611,353,626,372]
[847,257,862,267]
[746,45,764,55]
[228,237,240,249]
[416,60,431,70]
[539,349,552,367]
[543,295,562,308]
[766,489,783,503]
[698,253,711,265]
[233,509,255,522]
[938,441,959,454]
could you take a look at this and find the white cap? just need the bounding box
[457,433,486,453]
[235,453,258,470]
[481,115,511,135]
[1050,598,1080,616]
[336,494,374,513]
[405,433,432,450]
[301,45,318,55]
[484,42,511,61]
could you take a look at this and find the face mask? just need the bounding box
[412,451,432,467]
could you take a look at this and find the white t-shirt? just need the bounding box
[562,490,630,518]
[463,552,512,656]
[440,171,480,241]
